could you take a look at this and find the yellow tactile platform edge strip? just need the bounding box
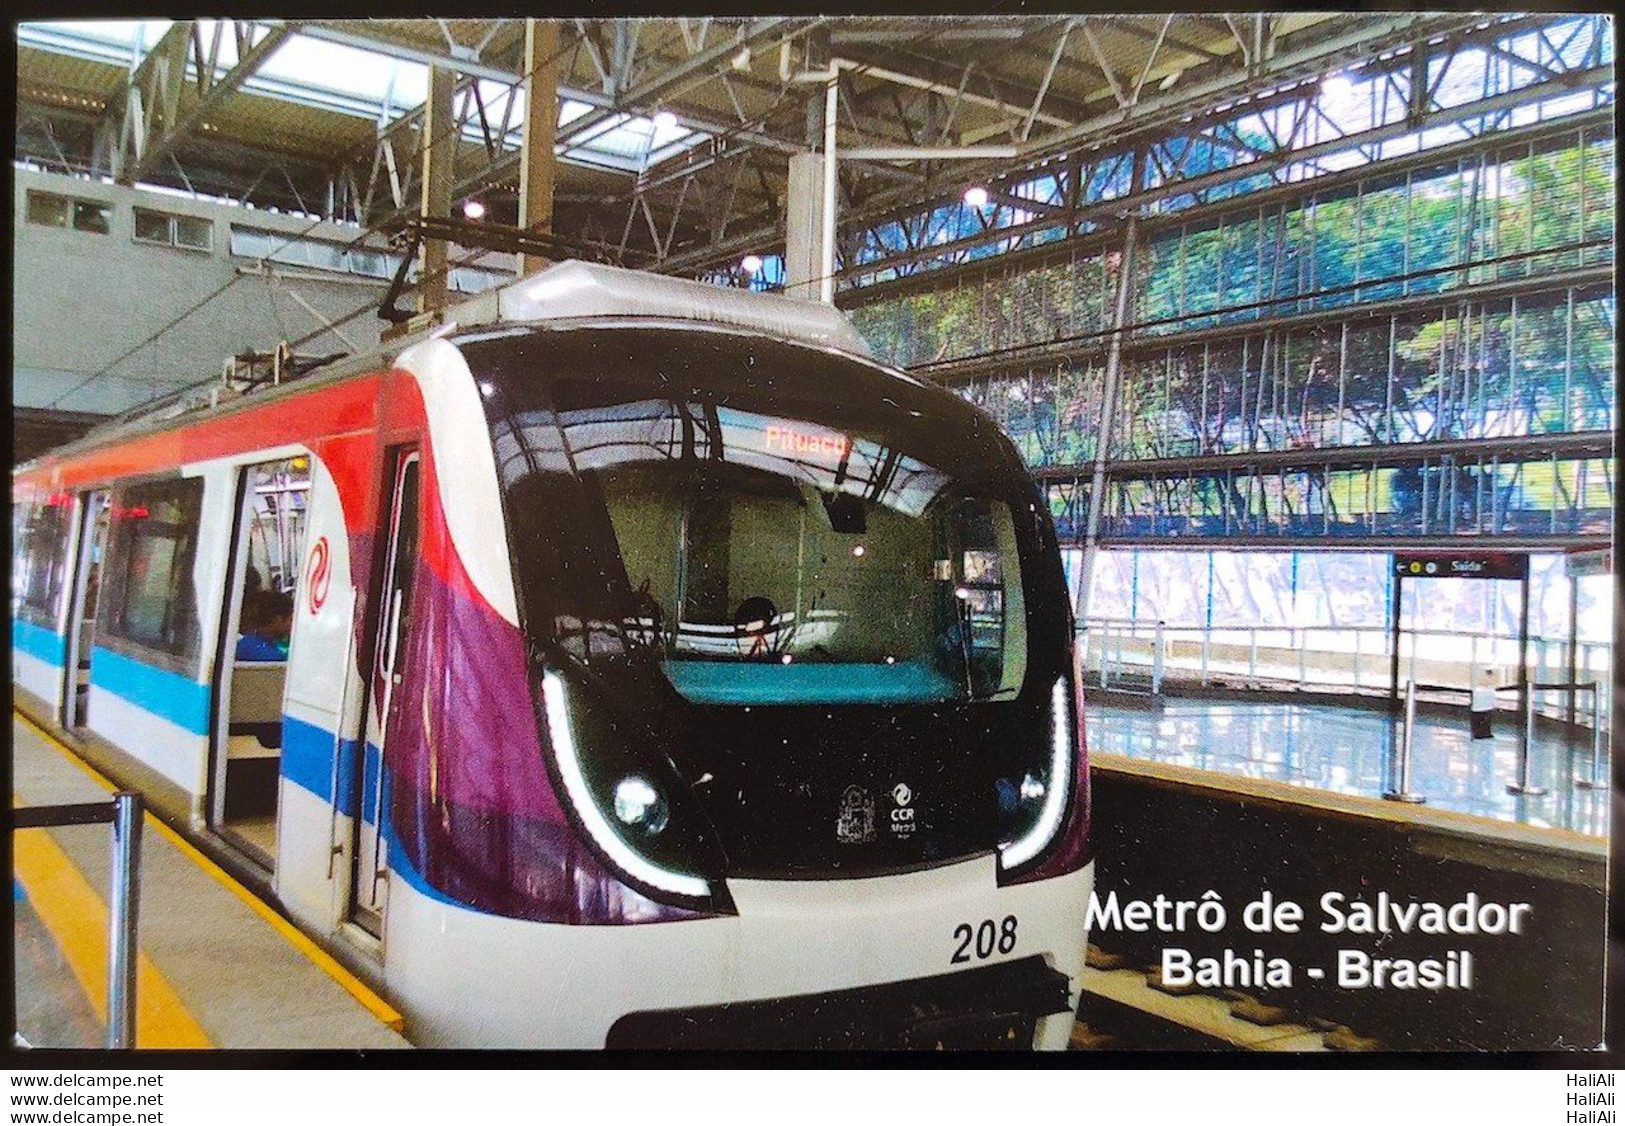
[15,709,406,1036]
[13,804,213,1048]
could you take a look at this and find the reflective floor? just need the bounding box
[14,878,102,1048]
[1087,700,1609,837]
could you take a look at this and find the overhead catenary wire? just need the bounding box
[49,19,996,416]
[49,22,869,412]
[44,27,584,413]
[98,242,520,428]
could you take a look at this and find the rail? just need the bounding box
[1081,618,1612,804]
[12,792,144,1048]
[1079,618,1611,730]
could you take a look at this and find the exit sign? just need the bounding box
[1393,553,1529,580]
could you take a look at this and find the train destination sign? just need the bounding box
[1393,553,1529,581]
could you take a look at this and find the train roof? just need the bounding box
[18,261,878,474]
[454,261,874,359]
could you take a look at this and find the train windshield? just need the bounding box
[472,326,1071,878]
[590,405,1027,705]
[471,326,1057,712]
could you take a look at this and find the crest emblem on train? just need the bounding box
[836,785,875,844]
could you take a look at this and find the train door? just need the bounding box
[208,457,311,868]
[351,447,420,935]
[61,491,110,731]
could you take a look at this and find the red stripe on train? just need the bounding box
[15,368,496,617]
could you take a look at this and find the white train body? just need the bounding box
[12,262,1094,1048]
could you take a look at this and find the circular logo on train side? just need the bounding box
[306,536,332,613]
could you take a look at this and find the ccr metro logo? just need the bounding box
[890,782,917,835]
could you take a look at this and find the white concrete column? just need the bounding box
[783,152,825,302]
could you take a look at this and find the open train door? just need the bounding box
[351,446,421,936]
[208,457,312,870]
[61,490,109,731]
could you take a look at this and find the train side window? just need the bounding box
[236,458,311,660]
[99,477,206,661]
[12,493,72,627]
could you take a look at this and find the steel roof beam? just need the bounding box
[654,12,1487,273]
[303,17,817,158]
[832,51,1076,132]
[120,23,299,187]
[837,64,1614,287]
[295,21,523,85]
[94,21,192,180]
[1106,17,1233,65]
[550,18,823,150]
[832,24,1034,44]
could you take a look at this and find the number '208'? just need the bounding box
[951,916,1017,963]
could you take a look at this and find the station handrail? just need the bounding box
[11,792,144,1049]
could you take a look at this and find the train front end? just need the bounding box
[384,313,1092,1049]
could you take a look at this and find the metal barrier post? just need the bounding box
[1152,620,1165,695]
[106,792,143,1049]
[1384,680,1426,803]
[1576,683,1608,791]
[1297,629,1307,690]
[1247,631,1258,685]
[1200,630,1210,686]
[12,794,144,1050]
[1507,683,1549,797]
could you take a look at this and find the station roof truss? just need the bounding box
[15,14,1562,281]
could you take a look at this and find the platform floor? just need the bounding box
[11,714,410,1050]
[1087,699,1608,837]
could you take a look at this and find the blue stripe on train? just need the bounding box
[282,716,471,913]
[281,714,365,818]
[88,646,211,735]
[281,716,464,908]
[13,618,66,667]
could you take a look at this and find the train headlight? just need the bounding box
[613,776,669,835]
[998,677,1073,872]
[542,671,710,900]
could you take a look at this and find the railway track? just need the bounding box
[1069,944,1381,1052]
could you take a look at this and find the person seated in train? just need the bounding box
[236,591,294,661]
[734,595,779,659]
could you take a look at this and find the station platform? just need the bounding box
[1085,721,1606,1050]
[11,713,411,1050]
[1087,699,1608,836]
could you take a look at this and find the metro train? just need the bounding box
[11,261,1093,1049]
